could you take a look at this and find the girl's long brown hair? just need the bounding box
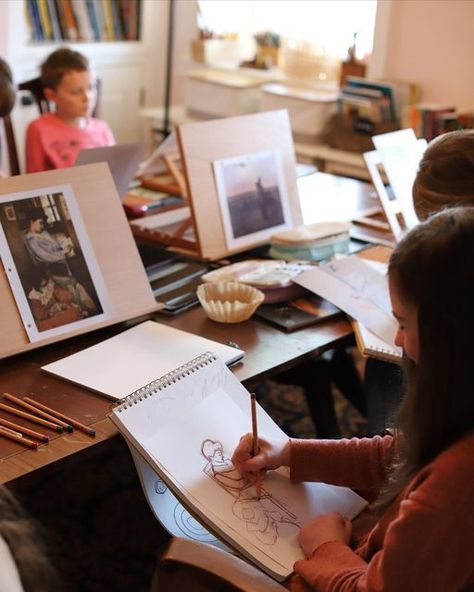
[377,208,474,506]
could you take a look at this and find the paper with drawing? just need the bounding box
[294,255,397,345]
[142,389,366,574]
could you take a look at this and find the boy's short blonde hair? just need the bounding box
[40,47,90,90]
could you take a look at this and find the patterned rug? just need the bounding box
[12,360,366,592]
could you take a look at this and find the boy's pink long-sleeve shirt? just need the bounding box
[289,433,474,592]
[26,113,115,173]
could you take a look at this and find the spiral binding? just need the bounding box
[115,352,218,412]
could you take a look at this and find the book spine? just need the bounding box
[47,0,63,40]
[26,0,44,41]
[109,0,124,40]
[102,0,116,41]
[86,0,101,41]
[61,0,79,41]
[54,0,69,39]
[71,0,94,41]
[115,353,216,412]
[93,0,107,41]
[37,0,53,40]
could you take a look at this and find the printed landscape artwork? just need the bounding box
[213,150,292,250]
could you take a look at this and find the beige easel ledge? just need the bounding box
[0,163,160,359]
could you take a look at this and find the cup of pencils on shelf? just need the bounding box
[254,31,281,69]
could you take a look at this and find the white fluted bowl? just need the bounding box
[197,281,264,323]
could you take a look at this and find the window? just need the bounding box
[197,0,377,82]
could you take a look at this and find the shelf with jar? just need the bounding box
[25,0,142,43]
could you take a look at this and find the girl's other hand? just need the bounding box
[299,512,352,558]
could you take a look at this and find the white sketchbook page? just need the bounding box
[294,256,397,345]
[111,354,295,579]
[141,389,366,579]
[111,355,284,448]
[41,321,244,400]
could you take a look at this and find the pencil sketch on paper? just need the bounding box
[201,439,300,545]
[322,256,392,315]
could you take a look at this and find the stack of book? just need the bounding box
[25,0,142,43]
[403,104,474,141]
[339,76,418,129]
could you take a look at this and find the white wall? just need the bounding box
[371,0,474,110]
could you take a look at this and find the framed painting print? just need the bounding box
[0,185,111,342]
[213,150,292,251]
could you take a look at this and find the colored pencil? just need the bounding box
[0,426,38,449]
[23,397,96,437]
[3,393,73,432]
[1,425,22,437]
[0,416,49,442]
[250,392,262,500]
[0,403,63,432]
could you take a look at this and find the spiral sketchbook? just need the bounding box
[41,321,244,400]
[352,319,402,364]
[109,353,366,581]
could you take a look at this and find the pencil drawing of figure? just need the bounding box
[201,438,300,545]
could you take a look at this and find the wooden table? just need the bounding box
[0,171,384,486]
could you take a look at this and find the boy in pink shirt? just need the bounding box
[26,47,115,173]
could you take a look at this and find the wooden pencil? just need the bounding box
[0,403,63,432]
[3,393,73,432]
[0,416,49,442]
[0,426,38,449]
[250,392,262,500]
[23,397,96,437]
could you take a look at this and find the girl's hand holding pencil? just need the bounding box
[231,432,291,484]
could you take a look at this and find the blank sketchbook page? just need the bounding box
[41,320,244,400]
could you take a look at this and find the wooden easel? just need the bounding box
[130,110,303,261]
[0,163,159,359]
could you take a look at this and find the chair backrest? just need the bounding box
[1,113,21,176]
[18,78,50,114]
[151,538,287,592]
[18,77,101,117]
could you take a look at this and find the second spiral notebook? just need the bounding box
[41,321,244,401]
[109,353,366,581]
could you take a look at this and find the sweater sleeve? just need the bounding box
[293,443,474,592]
[290,436,394,494]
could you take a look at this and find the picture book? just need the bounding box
[109,353,367,581]
[255,294,341,332]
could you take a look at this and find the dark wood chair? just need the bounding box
[1,113,20,175]
[151,538,287,592]
[18,77,101,117]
